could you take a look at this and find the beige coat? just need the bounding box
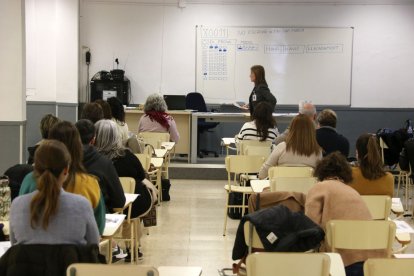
[305,180,385,266]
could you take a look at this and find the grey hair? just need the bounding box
[144,93,168,112]
[298,101,316,117]
[94,119,125,160]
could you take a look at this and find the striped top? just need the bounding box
[236,121,279,142]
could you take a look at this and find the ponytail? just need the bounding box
[30,140,70,230]
[30,169,61,229]
[357,134,386,180]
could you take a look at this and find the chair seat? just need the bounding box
[224,184,253,194]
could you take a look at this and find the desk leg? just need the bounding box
[156,168,162,205]
[191,114,198,164]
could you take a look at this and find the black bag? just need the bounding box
[161,178,171,201]
[227,192,248,220]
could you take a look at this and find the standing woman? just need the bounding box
[259,114,322,179]
[107,97,129,144]
[10,140,100,245]
[246,65,277,116]
[138,93,180,143]
[349,133,394,197]
[236,101,279,142]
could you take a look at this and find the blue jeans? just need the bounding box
[345,262,364,276]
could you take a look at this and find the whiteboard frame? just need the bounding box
[195,25,354,107]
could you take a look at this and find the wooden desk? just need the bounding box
[324,253,346,276]
[101,213,126,264]
[250,179,270,193]
[158,266,202,276]
[125,110,191,158]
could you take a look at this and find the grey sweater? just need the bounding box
[9,189,100,245]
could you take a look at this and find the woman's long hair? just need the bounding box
[107,97,126,123]
[30,140,71,229]
[286,114,321,156]
[252,102,276,141]
[48,121,86,189]
[356,133,386,180]
[94,119,126,160]
[251,65,267,87]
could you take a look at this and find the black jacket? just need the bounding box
[112,150,152,218]
[232,205,324,260]
[82,145,125,213]
[0,244,100,276]
[248,83,277,115]
[399,138,414,176]
[316,126,350,157]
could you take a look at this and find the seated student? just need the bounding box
[305,152,382,276]
[236,102,279,143]
[80,102,104,124]
[274,101,317,145]
[138,93,180,143]
[10,140,99,245]
[316,109,350,157]
[95,119,158,261]
[20,121,106,234]
[349,133,394,198]
[94,99,112,119]
[107,97,129,144]
[75,119,126,213]
[27,114,61,164]
[259,114,322,179]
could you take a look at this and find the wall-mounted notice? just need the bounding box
[196,26,353,105]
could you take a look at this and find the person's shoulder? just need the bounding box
[76,173,100,189]
[61,189,91,206]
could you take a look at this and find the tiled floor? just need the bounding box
[139,179,238,276]
[128,179,414,276]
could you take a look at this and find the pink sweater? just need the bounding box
[137,115,180,143]
[305,180,386,266]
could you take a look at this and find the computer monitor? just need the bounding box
[163,95,187,110]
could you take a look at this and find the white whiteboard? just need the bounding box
[196,26,353,105]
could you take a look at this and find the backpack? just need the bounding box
[376,128,408,166]
[0,175,11,221]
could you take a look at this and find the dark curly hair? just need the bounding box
[314,152,353,184]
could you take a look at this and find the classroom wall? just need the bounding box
[79,1,414,108]
[0,0,26,174]
[25,0,79,103]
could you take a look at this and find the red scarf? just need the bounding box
[145,111,171,130]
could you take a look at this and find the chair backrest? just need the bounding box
[225,155,265,175]
[268,166,314,179]
[379,137,388,164]
[246,252,330,276]
[326,220,395,256]
[239,140,272,157]
[364,258,414,276]
[244,221,264,249]
[118,177,136,194]
[361,195,392,220]
[270,176,317,193]
[135,153,151,172]
[138,132,170,149]
[185,92,207,112]
[67,263,159,276]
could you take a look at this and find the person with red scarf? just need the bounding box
[138,94,180,143]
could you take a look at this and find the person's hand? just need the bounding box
[240,104,249,110]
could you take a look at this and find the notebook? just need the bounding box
[163,95,187,110]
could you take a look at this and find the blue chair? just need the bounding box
[185,92,219,158]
